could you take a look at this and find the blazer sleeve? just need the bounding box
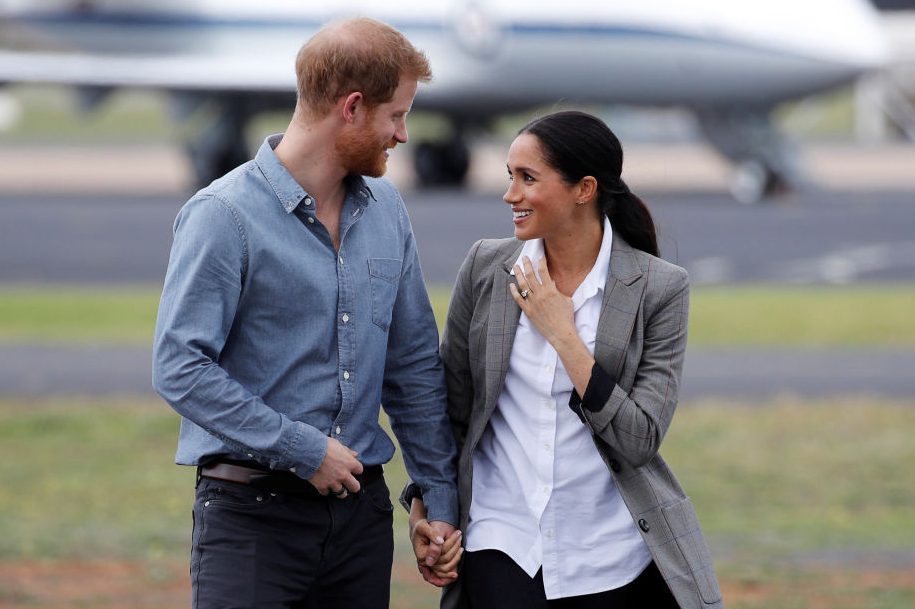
[580,265,690,468]
[440,239,483,453]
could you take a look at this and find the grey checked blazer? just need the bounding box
[438,234,724,609]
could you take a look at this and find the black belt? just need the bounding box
[199,460,383,498]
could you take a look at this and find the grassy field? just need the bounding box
[1,283,913,606]
[1,284,914,346]
[0,397,913,608]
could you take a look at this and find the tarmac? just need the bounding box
[1,343,912,400]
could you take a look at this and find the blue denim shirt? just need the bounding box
[153,135,458,523]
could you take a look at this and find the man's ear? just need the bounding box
[341,92,364,124]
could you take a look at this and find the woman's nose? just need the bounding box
[503,182,520,204]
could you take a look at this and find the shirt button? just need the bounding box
[307,216,315,224]
[335,426,342,435]
[338,256,344,265]
[342,313,350,323]
[343,370,350,380]
[304,196,313,206]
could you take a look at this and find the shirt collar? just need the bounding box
[255,134,376,214]
[511,217,614,311]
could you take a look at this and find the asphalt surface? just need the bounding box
[1,343,912,400]
[1,185,913,399]
[1,188,914,286]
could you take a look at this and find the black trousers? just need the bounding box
[190,475,394,609]
[462,549,680,609]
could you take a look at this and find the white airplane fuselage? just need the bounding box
[1,0,886,109]
[0,0,890,198]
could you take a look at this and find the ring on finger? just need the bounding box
[520,288,531,299]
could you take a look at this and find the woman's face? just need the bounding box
[503,133,582,242]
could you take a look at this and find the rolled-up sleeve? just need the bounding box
[579,267,689,468]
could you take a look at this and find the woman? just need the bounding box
[406,111,723,609]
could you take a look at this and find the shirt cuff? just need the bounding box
[419,485,459,527]
[399,481,422,512]
[569,361,617,413]
[287,422,328,480]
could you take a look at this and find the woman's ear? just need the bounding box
[577,176,599,204]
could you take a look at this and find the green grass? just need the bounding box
[0,286,161,344]
[0,397,913,608]
[687,285,915,346]
[3,284,913,347]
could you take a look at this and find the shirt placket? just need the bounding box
[329,193,365,443]
[519,340,552,580]
[539,344,561,595]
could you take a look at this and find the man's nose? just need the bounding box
[395,121,408,144]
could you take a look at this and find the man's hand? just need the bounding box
[409,499,462,587]
[412,519,462,586]
[307,437,363,497]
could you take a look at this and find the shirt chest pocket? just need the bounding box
[368,258,402,330]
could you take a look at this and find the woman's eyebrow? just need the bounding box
[507,164,540,176]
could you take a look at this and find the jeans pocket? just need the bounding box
[368,258,401,330]
[362,478,394,514]
[200,478,274,510]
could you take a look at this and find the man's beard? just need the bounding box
[336,121,392,178]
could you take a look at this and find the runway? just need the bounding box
[2,343,913,400]
[1,187,914,287]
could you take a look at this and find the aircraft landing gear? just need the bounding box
[185,100,251,188]
[729,160,788,205]
[187,139,250,189]
[696,107,799,204]
[413,139,470,186]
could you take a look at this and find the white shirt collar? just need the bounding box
[511,217,613,311]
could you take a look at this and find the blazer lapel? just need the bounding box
[594,236,646,380]
[482,247,523,418]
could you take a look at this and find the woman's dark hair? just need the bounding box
[518,110,659,257]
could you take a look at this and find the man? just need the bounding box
[152,18,457,608]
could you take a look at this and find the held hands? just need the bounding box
[510,256,576,348]
[409,500,463,587]
[307,436,363,497]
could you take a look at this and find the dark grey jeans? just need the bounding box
[190,475,394,609]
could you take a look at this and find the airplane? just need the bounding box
[0,0,888,203]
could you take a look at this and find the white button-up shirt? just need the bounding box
[466,218,651,599]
